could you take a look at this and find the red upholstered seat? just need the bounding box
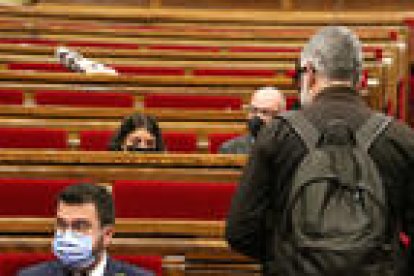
[400,232,411,248]
[398,80,407,121]
[362,46,383,60]
[0,89,23,105]
[193,68,276,77]
[0,179,79,217]
[113,180,236,220]
[208,133,241,153]
[230,46,378,54]
[0,253,162,276]
[148,45,221,52]
[0,127,68,149]
[410,76,414,102]
[35,90,134,108]
[286,95,299,110]
[228,46,300,53]
[162,132,197,153]
[67,41,139,49]
[144,94,242,110]
[113,66,185,76]
[7,63,69,73]
[79,130,114,151]
[359,69,369,89]
[386,100,394,117]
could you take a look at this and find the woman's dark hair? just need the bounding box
[108,113,165,151]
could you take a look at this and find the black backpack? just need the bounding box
[277,111,393,275]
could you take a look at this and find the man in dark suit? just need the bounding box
[19,183,153,276]
[18,256,151,276]
[219,86,286,154]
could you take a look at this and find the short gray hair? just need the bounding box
[301,26,362,85]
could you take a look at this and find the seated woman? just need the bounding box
[108,113,165,152]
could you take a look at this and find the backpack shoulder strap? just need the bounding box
[278,111,319,150]
[355,113,393,152]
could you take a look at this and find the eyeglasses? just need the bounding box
[295,65,316,78]
[295,60,317,77]
[294,61,316,88]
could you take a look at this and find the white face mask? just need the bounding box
[300,72,313,107]
[53,230,96,269]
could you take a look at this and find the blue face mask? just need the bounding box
[52,230,96,269]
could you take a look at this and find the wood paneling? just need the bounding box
[34,0,414,10]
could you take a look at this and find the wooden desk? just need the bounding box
[0,151,245,182]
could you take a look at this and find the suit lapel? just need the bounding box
[52,261,70,276]
[104,257,116,275]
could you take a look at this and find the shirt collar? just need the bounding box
[312,86,360,103]
[89,251,107,276]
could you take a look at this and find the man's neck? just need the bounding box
[73,251,106,275]
[315,80,353,96]
[88,251,106,273]
[89,251,107,276]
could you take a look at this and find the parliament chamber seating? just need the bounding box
[0,179,79,217]
[0,177,236,220]
[81,130,199,152]
[0,89,23,105]
[0,176,240,274]
[208,133,240,154]
[0,38,398,119]
[0,127,200,152]
[4,61,296,78]
[162,132,197,153]
[0,36,397,51]
[0,41,389,70]
[79,130,114,151]
[34,90,135,108]
[0,88,250,109]
[0,114,248,153]
[143,94,243,110]
[0,5,412,275]
[0,127,68,149]
[113,180,235,220]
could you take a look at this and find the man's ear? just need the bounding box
[102,225,114,247]
[307,69,317,96]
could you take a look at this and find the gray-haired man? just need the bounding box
[226,26,414,275]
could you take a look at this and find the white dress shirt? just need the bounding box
[89,252,107,276]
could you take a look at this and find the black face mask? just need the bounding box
[125,146,158,153]
[247,116,264,138]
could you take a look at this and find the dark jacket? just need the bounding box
[225,86,414,276]
[18,256,154,276]
[219,135,253,154]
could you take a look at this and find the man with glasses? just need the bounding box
[219,86,286,154]
[19,183,153,276]
[226,26,414,275]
